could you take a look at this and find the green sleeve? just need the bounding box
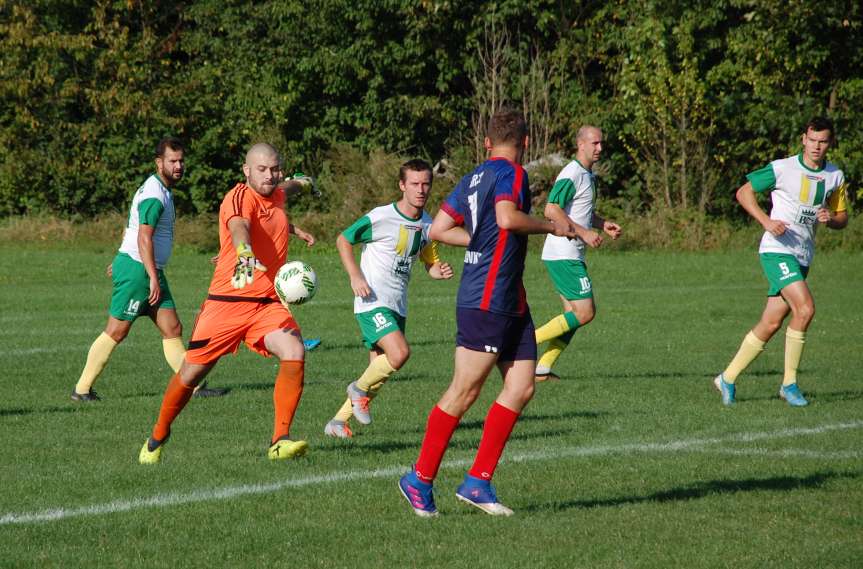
[745,164,776,193]
[138,198,164,226]
[547,178,576,207]
[341,215,373,244]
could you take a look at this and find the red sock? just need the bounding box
[272,360,304,443]
[152,373,195,442]
[468,402,520,481]
[414,405,460,482]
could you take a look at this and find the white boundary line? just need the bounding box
[1,420,860,526]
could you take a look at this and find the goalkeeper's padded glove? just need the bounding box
[292,172,321,198]
[231,243,267,289]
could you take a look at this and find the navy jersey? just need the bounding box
[441,157,531,316]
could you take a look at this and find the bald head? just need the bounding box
[245,143,279,165]
[243,143,283,196]
[575,126,604,170]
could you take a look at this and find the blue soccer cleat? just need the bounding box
[455,474,514,516]
[303,338,322,351]
[713,373,735,406]
[398,470,438,518]
[779,383,809,407]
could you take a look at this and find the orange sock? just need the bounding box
[152,373,195,442]
[272,360,304,443]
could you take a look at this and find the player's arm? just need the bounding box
[429,209,471,247]
[736,181,788,237]
[336,233,371,298]
[591,212,622,240]
[137,223,161,305]
[277,173,320,198]
[226,216,266,289]
[420,241,454,280]
[544,202,598,246]
[819,183,849,229]
[289,223,315,247]
[499,200,574,237]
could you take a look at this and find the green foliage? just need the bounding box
[1,0,861,224]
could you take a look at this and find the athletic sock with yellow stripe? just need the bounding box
[75,332,118,394]
[162,337,185,373]
[536,330,576,375]
[783,328,806,386]
[723,331,766,383]
[535,312,580,344]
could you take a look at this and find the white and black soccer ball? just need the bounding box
[274,261,318,306]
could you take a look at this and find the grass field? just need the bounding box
[1,242,861,568]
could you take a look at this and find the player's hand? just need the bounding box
[231,243,267,289]
[816,208,832,224]
[603,221,622,240]
[294,227,316,247]
[582,230,604,248]
[430,262,454,280]
[550,220,578,239]
[762,218,790,237]
[292,172,321,198]
[105,263,113,278]
[148,276,162,305]
[209,254,218,265]
[350,275,372,298]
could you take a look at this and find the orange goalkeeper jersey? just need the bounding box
[208,183,290,299]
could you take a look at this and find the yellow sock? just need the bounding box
[333,382,383,423]
[535,312,579,344]
[356,355,397,392]
[536,337,570,373]
[75,332,118,394]
[724,331,766,383]
[783,328,806,386]
[162,337,185,373]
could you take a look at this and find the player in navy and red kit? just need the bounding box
[398,109,577,516]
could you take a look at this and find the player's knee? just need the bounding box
[163,322,182,339]
[388,345,410,369]
[106,328,129,343]
[793,301,815,324]
[576,308,595,326]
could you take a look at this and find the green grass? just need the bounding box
[1,243,861,569]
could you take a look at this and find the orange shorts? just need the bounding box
[186,295,299,365]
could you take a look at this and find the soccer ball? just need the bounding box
[274,261,318,306]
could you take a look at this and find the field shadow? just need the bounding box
[458,410,607,432]
[590,369,784,381]
[0,406,80,418]
[807,389,863,403]
[523,470,859,513]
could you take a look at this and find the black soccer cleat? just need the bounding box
[71,389,101,402]
[192,382,230,398]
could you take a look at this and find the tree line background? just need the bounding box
[1,0,860,245]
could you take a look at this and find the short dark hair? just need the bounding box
[399,159,432,182]
[487,108,527,147]
[803,116,834,139]
[155,136,185,158]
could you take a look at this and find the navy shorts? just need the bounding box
[456,307,537,362]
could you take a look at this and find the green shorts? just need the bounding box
[109,253,176,321]
[355,307,406,349]
[760,253,809,296]
[543,259,594,300]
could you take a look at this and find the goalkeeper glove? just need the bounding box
[231,243,267,289]
[292,172,321,198]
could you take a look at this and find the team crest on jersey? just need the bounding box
[392,224,425,277]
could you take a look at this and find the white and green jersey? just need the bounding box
[541,159,596,261]
[118,174,176,269]
[747,154,848,266]
[342,203,438,317]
